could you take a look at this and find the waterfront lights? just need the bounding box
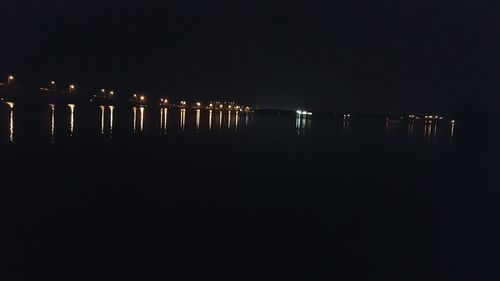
[140,95,145,101]
[69,84,75,93]
[297,110,312,116]
[7,75,14,85]
[219,104,223,108]
[133,94,137,98]
[180,101,186,106]
[209,103,213,107]
[196,102,201,107]
[110,91,114,96]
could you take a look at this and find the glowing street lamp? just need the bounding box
[69,84,75,93]
[180,101,186,106]
[7,75,14,85]
[140,95,145,102]
[196,102,201,107]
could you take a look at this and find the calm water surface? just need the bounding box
[0,103,496,280]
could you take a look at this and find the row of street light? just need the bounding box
[3,74,253,111]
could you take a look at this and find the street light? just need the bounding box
[69,84,75,93]
[196,102,201,107]
[7,75,14,85]
[50,81,56,91]
[140,95,145,102]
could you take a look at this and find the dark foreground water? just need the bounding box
[0,103,497,280]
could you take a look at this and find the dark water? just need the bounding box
[0,103,496,280]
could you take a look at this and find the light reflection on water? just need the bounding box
[180,108,186,131]
[100,105,105,135]
[450,122,455,144]
[296,113,309,135]
[219,110,222,132]
[133,107,137,132]
[235,111,239,131]
[50,104,55,143]
[160,107,164,129]
[424,120,437,140]
[68,104,75,136]
[8,104,14,143]
[160,108,168,133]
[196,109,200,131]
[209,110,213,131]
[139,107,145,132]
[0,104,459,145]
[109,106,114,135]
[408,121,415,137]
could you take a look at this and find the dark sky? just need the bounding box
[1,0,498,113]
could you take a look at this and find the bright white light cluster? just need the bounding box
[297,110,312,115]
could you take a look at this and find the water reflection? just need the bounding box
[160,108,164,129]
[196,109,200,131]
[68,104,75,136]
[180,108,186,131]
[228,111,232,129]
[50,104,55,143]
[450,121,455,144]
[407,120,415,137]
[424,120,436,140]
[160,108,168,133]
[235,111,239,131]
[246,113,249,127]
[133,107,137,132]
[342,115,350,133]
[139,107,145,132]
[100,105,105,134]
[7,102,14,142]
[296,112,309,135]
[109,106,114,136]
[209,110,213,131]
[219,110,223,132]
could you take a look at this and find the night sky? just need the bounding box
[1,0,498,113]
